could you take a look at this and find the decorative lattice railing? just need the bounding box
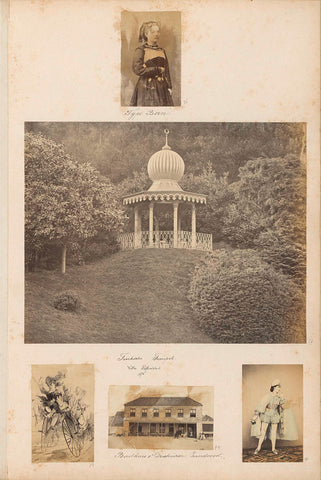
[118,231,212,252]
[118,232,135,250]
[196,232,213,251]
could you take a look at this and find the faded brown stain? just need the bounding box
[8,409,16,434]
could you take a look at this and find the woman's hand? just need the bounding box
[159,67,165,73]
[168,88,172,96]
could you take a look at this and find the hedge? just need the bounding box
[189,249,305,343]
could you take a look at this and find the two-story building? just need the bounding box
[110,396,213,439]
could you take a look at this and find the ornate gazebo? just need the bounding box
[118,130,212,251]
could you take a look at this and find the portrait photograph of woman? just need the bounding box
[121,11,181,107]
[242,364,303,463]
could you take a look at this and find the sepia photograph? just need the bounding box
[242,364,303,463]
[31,364,94,463]
[24,122,306,345]
[121,11,181,107]
[4,0,320,479]
[108,385,214,450]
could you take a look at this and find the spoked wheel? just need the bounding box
[62,416,82,457]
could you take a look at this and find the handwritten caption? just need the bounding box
[123,109,168,121]
[117,352,175,377]
[114,445,223,460]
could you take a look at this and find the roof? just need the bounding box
[108,415,114,426]
[123,191,207,205]
[111,411,124,427]
[202,414,214,422]
[124,396,203,407]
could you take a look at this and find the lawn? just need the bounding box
[25,249,213,343]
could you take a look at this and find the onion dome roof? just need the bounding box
[147,129,184,192]
[122,129,207,206]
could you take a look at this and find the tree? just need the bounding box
[222,155,306,283]
[25,132,124,273]
[25,122,306,184]
[180,164,233,241]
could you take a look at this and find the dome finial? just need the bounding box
[162,128,171,150]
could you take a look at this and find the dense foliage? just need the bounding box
[189,249,305,343]
[188,154,306,342]
[26,122,305,183]
[222,155,306,284]
[25,132,124,272]
[180,165,233,241]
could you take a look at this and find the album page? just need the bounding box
[5,1,320,479]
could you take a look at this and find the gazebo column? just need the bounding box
[191,203,197,248]
[178,212,181,247]
[177,207,182,247]
[149,202,154,247]
[173,201,178,248]
[134,205,141,248]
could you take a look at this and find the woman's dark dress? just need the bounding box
[130,44,174,107]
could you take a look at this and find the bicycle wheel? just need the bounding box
[62,417,82,457]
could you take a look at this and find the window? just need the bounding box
[153,408,159,417]
[178,409,184,418]
[190,409,196,418]
[165,409,171,418]
[130,408,136,417]
[141,408,147,417]
[159,423,165,434]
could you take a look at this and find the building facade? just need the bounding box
[110,396,213,439]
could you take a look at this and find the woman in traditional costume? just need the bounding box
[130,21,174,107]
[251,379,298,455]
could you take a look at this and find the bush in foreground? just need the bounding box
[189,249,305,343]
[53,291,81,312]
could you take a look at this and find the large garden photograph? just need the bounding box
[24,122,306,344]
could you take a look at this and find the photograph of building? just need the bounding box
[108,386,214,450]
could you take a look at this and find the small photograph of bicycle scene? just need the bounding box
[31,364,94,463]
[108,385,214,450]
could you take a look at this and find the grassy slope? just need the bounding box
[25,249,213,343]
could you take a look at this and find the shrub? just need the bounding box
[254,231,306,287]
[189,249,305,343]
[53,291,81,312]
[81,235,120,263]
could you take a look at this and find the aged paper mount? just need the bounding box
[5,0,321,479]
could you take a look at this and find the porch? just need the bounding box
[128,422,197,438]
